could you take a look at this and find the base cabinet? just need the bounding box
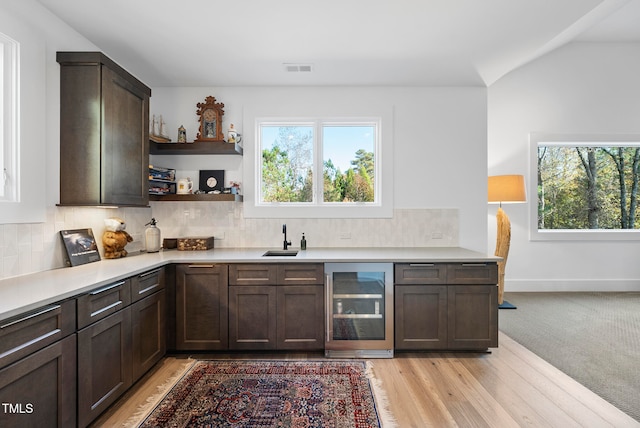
[229,264,324,351]
[0,334,77,428]
[394,263,498,351]
[132,290,166,381]
[175,264,229,350]
[229,285,277,350]
[77,308,132,428]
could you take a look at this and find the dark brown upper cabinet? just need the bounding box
[57,52,151,206]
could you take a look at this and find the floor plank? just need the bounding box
[91,334,639,427]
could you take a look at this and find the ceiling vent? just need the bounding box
[283,63,313,73]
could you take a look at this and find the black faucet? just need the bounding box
[282,224,292,250]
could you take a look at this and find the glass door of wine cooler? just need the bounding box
[324,263,393,358]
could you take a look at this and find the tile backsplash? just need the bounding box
[0,204,457,280]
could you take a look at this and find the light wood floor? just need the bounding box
[92,332,639,427]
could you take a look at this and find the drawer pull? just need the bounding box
[90,281,126,295]
[188,264,215,268]
[0,329,61,359]
[90,301,122,318]
[138,269,161,279]
[461,263,487,267]
[138,284,159,295]
[408,263,435,267]
[0,305,61,329]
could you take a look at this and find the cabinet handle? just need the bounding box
[461,263,487,267]
[138,269,161,279]
[188,264,215,268]
[138,284,159,295]
[90,281,125,295]
[90,301,122,318]
[1,305,61,329]
[409,263,435,267]
[325,274,332,341]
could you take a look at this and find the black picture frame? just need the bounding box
[60,228,101,267]
[199,170,225,192]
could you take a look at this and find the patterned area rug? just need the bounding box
[133,360,394,427]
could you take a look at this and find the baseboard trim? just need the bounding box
[505,279,640,292]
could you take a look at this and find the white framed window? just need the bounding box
[0,32,19,202]
[530,133,640,241]
[251,117,390,218]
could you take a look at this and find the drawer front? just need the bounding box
[394,263,447,284]
[131,268,164,302]
[447,263,498,285]
[77,279,131,329]
[277,264,324,285]
[229,264,277,286]
[0,299,75,369]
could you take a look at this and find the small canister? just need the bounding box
[145,218,161,252]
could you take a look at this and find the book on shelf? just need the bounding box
[149,165,176,182]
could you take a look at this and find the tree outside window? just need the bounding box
[259,121,377,206]
[537,143,640,230]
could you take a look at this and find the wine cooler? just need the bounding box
[324,263,394,358]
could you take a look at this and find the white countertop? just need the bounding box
[0,247,499,322]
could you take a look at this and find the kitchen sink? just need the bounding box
[262,250,299,257]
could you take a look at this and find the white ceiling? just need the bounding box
[35,0,640,88]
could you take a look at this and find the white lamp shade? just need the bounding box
[488,175,526,203]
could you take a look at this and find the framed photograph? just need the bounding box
[199,170,225,193]
[60,228,101,267]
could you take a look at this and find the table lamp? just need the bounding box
[488,175,526,309]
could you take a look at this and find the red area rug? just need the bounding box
[136,360,393,427]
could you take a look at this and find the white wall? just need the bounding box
[150,86,488,251]
[0,0,490,280]
[488,42,640,292]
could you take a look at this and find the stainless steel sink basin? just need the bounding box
[262,250,299,257]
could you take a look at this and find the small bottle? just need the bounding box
[337,300,343,314]
[145,218,161,252]
[300,233,307,250]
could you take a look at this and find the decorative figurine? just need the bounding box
[178,125,186,143]
[102,217,133,259]
[227,123,237,143]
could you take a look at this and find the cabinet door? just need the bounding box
[447,285,498,349]
[57,52,151,207]
[229,286,277,350]
[131,290,166,382]
[101,65,149,206]
[276,285,324,350]
[394,285,447,350]
[175,264,228,350]
[77,308,132,428]
[0,334,76,428]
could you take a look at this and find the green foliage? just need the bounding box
[538,145,640,229]
[262,126,375,203]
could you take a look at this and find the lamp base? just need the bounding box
[499,300,517,310]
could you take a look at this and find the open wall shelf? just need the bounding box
[150,141,243,155]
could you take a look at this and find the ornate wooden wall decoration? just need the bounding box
[195,96,225,142]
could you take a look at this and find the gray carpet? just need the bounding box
[499,292,640,422]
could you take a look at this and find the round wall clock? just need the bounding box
[195,96,225,142]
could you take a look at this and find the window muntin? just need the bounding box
[530,134,640,240]
[258,119,379,207]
